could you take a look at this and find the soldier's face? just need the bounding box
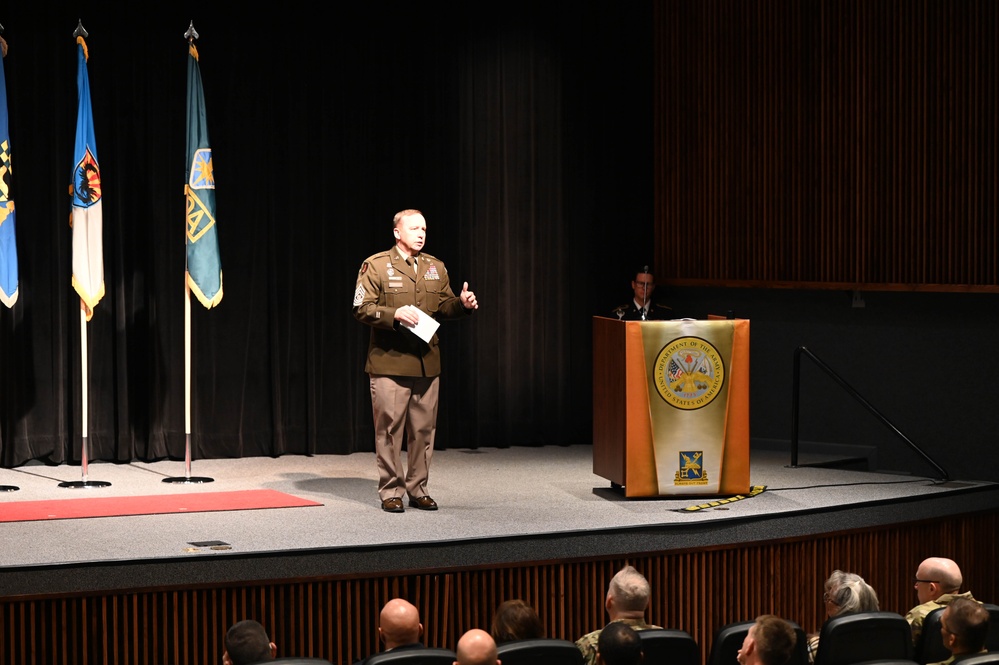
[395,213,426,255]
[632,274,655,302]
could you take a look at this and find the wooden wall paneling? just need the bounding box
[1,511,997,665]
[653,0,999,291]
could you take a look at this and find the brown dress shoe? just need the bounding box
[381,497,404,513]
[408,495,438,510]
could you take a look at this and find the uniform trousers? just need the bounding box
[369,374,440,501]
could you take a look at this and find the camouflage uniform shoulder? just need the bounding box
[906,599,946,643]
[575,629,601,665]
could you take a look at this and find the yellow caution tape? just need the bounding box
[676,485,767,512]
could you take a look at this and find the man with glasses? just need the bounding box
[928,598,990,665]
[906,557,978,645]
[611,267,675,321]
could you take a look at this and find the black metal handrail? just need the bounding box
[791,346,949,481]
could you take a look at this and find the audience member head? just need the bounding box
[223,620,276,665]
[378,598,423,650]
[738,615,797,665]
[914,557,964,604]
[606,565,652,620]
[940,597,990,656]
[596,621,643,665]
[454,628,500,665]
[822,570,879,618]
[491,599,543,644]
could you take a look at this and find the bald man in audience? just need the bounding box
[928,598,990,665]
[906,557,978,645]
[454,628,500,665]
[358,598,425,664]
[738,615,798,665]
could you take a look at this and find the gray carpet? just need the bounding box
[0,445,993,596]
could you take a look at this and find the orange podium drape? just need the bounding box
[592,316,750,497]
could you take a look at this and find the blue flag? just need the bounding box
[70,36,104,320]
[185,42,222,308]
[0,37,17,308]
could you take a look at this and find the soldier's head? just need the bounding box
[606,565,651,619]
[596,622,643,665]
[631,267,655,303]
[738,615,797,665]
[940,598,989,656]
[223,620,276,665]
[914,557,963,604]
[393,209,426,256]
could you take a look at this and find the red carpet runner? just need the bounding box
[0,489,323,522]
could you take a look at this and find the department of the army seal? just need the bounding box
[652,336,726,410]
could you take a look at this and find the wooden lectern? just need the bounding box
[592,316,750,497]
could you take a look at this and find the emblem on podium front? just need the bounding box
[652,336,726,410]
[675,450,709,486]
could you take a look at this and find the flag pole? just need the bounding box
[163,275,212,483]
[59,302,109,488]
[61,20,108,489]
[164,21,213,484]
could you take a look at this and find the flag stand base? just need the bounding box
[58,480,111,489]
[163,476,214,484]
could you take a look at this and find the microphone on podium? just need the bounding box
[640,265,649,320]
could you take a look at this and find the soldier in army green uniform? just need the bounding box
[575,565,661,665]
[353,209,478,513]
[906,557,978,646]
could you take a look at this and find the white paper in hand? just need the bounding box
[403,307,441,343]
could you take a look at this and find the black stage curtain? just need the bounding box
[0,4,654,466]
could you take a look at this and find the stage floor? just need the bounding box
[0,444,995,597]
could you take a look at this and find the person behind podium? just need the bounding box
[353,209,478,513]
[611,267,673,320]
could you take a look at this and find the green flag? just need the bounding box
[185,41,222,308]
